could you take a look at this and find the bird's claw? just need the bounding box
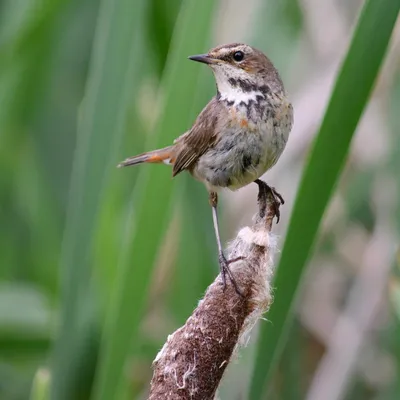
[255,180,284,223]
[218,253,245,297]
[268,186,284,223]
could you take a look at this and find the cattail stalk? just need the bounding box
[148,188,278,400]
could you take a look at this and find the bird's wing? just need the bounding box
[172,97,227,176]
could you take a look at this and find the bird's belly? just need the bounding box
[193,122,288,192]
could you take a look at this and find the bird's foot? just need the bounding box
[218,252,245,297]
[267,186,284,223]
[255,179,284,222]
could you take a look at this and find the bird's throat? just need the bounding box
[218,87,264,105]
[216,76,268,106]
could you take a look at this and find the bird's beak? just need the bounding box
[188,54,217,65]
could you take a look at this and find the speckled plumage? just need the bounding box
[119,43,293,188]
[186,89,293,192]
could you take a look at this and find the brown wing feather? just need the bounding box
[172,97,226,176]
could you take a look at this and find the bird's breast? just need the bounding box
[192,94,293,192]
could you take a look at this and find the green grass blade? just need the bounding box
[93,1,217,399]
[168,73,216,323]
[50,0,148,398]
[249,0,400,398]
[169,177,216,322]
[30,369,50,400]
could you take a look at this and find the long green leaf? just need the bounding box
[168,72,216,323]
[93,0,217,398]
[30,369,50,400]
[250,0,400,398]
[50,0,148,398]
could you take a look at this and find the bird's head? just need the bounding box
[188,43,283,102]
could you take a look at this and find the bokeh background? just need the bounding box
[0,0,399,399]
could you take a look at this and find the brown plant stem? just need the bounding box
[148,189,278,400]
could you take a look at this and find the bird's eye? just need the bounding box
[233,51,244,62]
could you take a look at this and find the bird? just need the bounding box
[118,43,293,294]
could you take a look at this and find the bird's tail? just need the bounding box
[117,145,174,168]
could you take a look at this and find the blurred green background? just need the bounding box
[0,0,399,399]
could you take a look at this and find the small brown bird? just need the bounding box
[118,43,293,293]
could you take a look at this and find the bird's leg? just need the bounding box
[254,179,285,222]
[209,192,244,296]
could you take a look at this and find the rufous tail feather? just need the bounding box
[117,146,174,168]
